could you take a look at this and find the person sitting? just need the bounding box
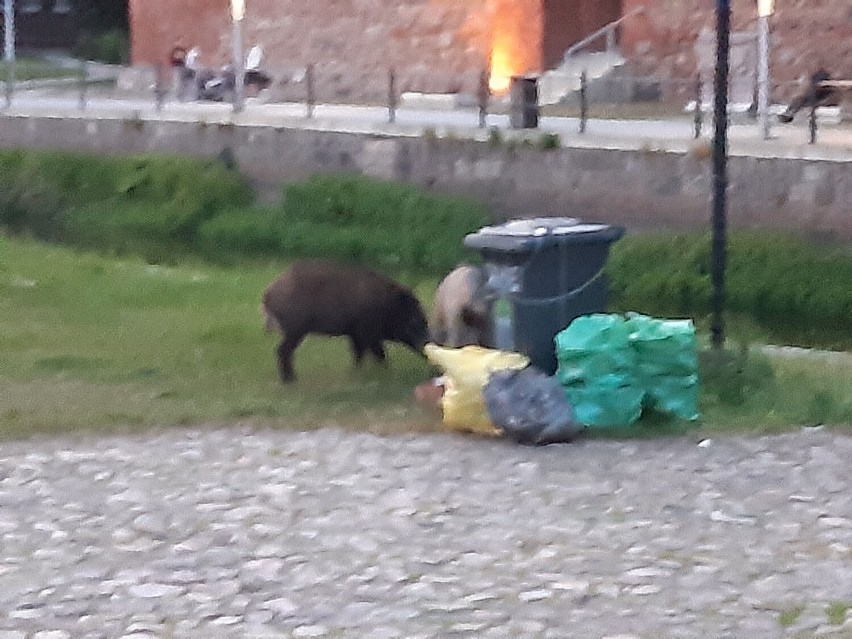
[169,45,188,97]
[243,45,272,96]
[778,67,837,123]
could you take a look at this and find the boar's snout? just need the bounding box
[402,314,430,355]
[393,292,429,354]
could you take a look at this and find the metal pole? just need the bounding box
[477,68,489,129]
[79,59,87,111]
[387,67,396,124]
[710,0,730,350]
[694,75,703,138]
[4,0,15,109]
[231,15,244,112]
[757,13,770,139]
[306,64,314,119]
[579,70,587,133]
[154,64,165,112]
[808,101,817,144]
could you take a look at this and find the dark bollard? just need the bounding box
[79,59,88,111]
[809,105,817,144]
[306,64,315,119]
[4,58,15,109]
[694,76,703,138]
[153,64,166,112]
[478,69,489,129]
[388,68,396,124]
[579,70,588,134]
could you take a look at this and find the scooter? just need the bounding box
[196,66,237,102]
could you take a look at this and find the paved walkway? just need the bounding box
[1,424,850,638]
[4,87,851,163]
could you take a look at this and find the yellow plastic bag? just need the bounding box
[424,343,529,436]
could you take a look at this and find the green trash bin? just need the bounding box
[463,217,625,375]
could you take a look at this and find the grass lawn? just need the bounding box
[0,56,81,82]
[1,235,851,441]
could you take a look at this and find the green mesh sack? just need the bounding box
[642,374,700,421]
[563,376,644,429]
[626,313,698,378]
[555,313,700,428]
[555,315,641,428]
[554,314,635,386]
[626,313,699,422]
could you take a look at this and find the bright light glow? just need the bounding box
[489,46,512,94]
[487,2,535,95]
[757,0,774,17]
[231,0,245,21]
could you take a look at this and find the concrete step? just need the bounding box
[538,51,626,105]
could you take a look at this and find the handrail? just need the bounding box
[563,6,645,60]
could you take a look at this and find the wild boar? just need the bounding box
[430,264,494,348]
[261,260,429,382]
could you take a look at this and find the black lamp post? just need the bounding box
[3,0,14,108]
[710,0,730,350]
[230,0,245,113]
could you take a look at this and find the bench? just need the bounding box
[803,79,852,142]
[819,80,852,120]
[819,80,852,90]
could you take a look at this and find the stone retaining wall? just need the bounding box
[0,115,849,241]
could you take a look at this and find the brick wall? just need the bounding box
[129,0,852,101]
[621,0,852,100]
[128,0,617,99]
[129,0,230,69]
[129,0,522,99]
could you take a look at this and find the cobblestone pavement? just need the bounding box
[0,425,850,639]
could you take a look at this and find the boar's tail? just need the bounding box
[259,302,283,335]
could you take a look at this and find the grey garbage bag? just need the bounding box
[483,367,582,445]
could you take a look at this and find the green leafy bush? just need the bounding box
[75,29,129,65]
[195,174,490,273]
[0,152,488,273]
[194,207,284,262]
[537,133,561,150]
[607,231,852,344]
[0,151,252,262]
[698,347,776,407]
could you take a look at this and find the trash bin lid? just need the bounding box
[464,217,624,254]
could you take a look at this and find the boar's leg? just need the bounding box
[348,334,386,366]
[349,335,367,365]
[276,334,304,382]
[350,324,387,366]
[368,340,387,364]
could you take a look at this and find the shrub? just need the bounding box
[195,207,284,263]
[607,231,852,344]
[537,133,561,150]
[0,153,487,274]
[75,29,129,65]
[699,347,776,407]
[265,174,490,273]
[0,151,72,239]
[0,151,252,256]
